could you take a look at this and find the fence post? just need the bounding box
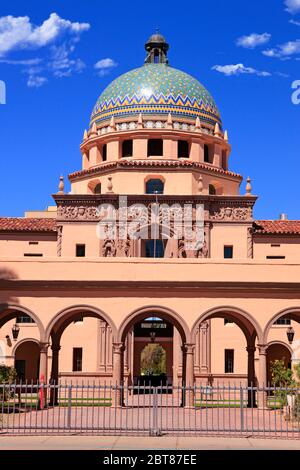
[240,386,244,433]
[67,385,72,429]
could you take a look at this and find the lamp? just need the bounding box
[12,323,20,341]
[287,326,295,344]
[150,331,156,342]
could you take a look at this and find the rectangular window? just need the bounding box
[72,348,82,372]
[16,315,35,324]
[266,256,285,259]
[225,349,234,373]
[178,140,189,158]
[147,139,163,156]
[274,317,291,325]
[76,244,86,257]
[23,253,43,257]
[224,246,233,259]
[29,241,39,245]
[102,144,107,161]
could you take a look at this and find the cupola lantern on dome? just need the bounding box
[144,30,169,64]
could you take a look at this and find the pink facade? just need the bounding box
[0,34,299,403]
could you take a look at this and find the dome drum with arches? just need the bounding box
[90,35,222,130]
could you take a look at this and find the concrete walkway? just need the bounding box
[0,435,300,450]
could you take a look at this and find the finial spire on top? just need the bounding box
[245,177,252,196]
[144,31,169,64]
[57,175,65,194]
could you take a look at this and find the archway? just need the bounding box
[116,306,191,406]
[14,340,40,382]
[0,304,44,379]
[266,342,292,385]
[192,306,262,407]
[45,305,117,404]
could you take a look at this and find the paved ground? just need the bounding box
[0,435,300,449]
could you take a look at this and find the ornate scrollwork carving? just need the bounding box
[210,206,252,221]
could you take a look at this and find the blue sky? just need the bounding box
[0,0,299,219]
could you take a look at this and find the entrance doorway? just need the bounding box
[14,341,40,382]
[132,317,173,386]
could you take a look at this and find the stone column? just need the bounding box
[200,321,211,374]
[112,342,124,407]
[183,343,195,408]
[246,345,256,407]
[99,321,107,373]
[39,343,49,382]
[257,345,268,408]
[39,342,49,406]
[49,344,61,406]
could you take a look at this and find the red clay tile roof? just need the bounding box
[254,220,300,235]
[0,218,57,232]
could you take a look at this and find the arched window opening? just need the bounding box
[204,144,210,163]
[148,139,163,157]
[178,140,189,158]
[122,139,133,158]
[146,179,164,194]
[102,144,107,161]
[94,183,101,194]
[209,184,216,195]
[154,49,160,64]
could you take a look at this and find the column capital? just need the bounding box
[113,342,125,354]
[51,344,61,352]
[40,342,50,353]
[246,346,256,354]
[257,344,268,355]
[182,343,195,354]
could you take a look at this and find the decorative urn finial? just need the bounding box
[57,175,65,194]
[245,177,252,196]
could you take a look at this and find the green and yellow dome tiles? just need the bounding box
[90,63,222,129]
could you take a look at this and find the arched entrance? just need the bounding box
[116,306,191,406]
[14,340,40,382]
[266,342,292,385]
[192,307,262,407]
[45,305,117,403]
[0,304,45,379]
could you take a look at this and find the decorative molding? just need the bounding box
[210,205,253,222]
[247,227,254,258]
[69,159,242,182]
[57,225,63,257]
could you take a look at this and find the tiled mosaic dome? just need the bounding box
[90,64,221,129]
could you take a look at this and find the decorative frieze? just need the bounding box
[210,205,252,221]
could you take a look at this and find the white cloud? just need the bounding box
[0,13,90,56]
[212,63,271,77]
[263,39,300,58]
[27,75,47,88]
[0,58,42,65]
[285,0,300,13]
[236,33,271,48]
[49,43,85,77]
[94,58,118,76]
[290,19,300,25]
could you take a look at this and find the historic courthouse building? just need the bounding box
[1,33,300,401]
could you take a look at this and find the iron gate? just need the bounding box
[1,382,300,438]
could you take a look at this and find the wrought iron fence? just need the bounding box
[1,382,300,438]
